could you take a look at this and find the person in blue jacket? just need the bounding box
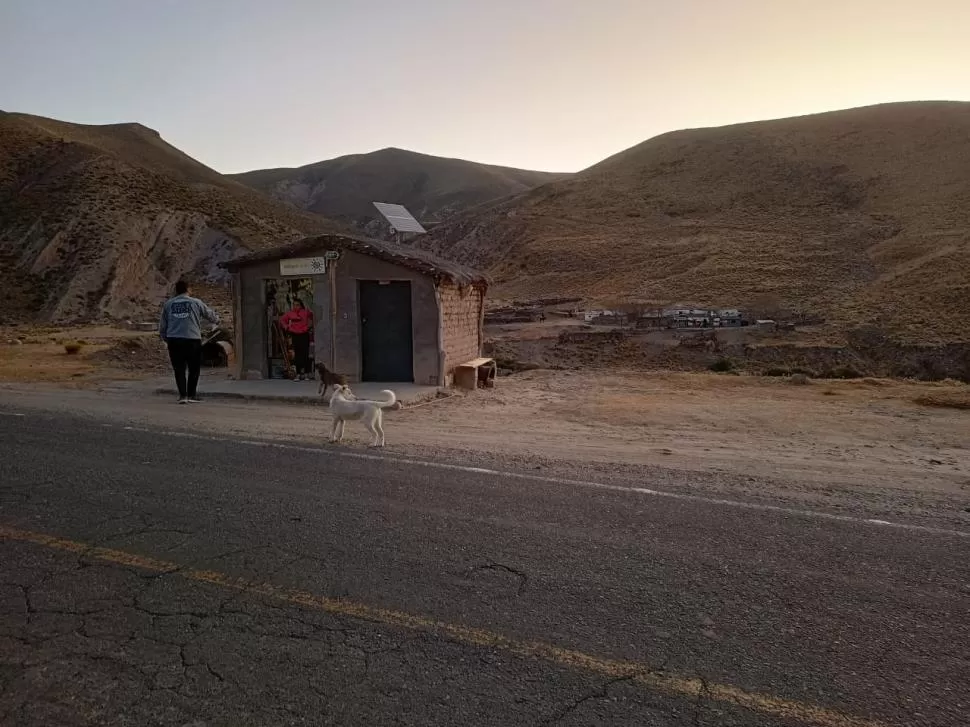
[158,280,219,403]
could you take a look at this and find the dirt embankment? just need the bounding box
[486,324,970,382]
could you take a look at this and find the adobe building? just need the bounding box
[222,234,488,387]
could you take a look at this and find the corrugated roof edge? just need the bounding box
[220,233,489,287]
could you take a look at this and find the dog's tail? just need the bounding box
[377,390,397,409]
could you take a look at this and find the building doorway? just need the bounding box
[264,278,314,379]
[359,280,413,382]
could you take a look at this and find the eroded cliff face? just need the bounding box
[0,112,339,323]
[1,207,245,322]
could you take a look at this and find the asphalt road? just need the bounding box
[0,408,967,726]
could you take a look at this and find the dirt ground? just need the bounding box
[0,326,169,384]
[2,326,968,526]
[432,369,969,492]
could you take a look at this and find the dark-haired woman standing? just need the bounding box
[280,299,313,380]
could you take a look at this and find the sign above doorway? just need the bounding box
[279,257,327,276]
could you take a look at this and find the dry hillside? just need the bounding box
[421,102,970,343]
[0,112,344,322]
[231,147,566,233]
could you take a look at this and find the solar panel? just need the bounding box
[373,202,427,234]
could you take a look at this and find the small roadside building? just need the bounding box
[222,234,488,387]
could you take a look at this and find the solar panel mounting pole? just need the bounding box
[328,258,337,369]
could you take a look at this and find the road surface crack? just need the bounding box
[693,676,711,727]
[18,585,34,625]
[362,642,406,676]
[465,560,529,596]
[202,659,227,683]
[542,674,637,724]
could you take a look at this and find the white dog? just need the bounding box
[328,385,398,447]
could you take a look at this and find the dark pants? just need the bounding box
[167,338,202,398]
[290,332,311,376]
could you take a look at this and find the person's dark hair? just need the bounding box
[175,280,189,295]
[292,298,304,308]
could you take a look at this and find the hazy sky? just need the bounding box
[2,0,968,174]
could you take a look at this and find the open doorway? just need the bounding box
[264,278,314,379]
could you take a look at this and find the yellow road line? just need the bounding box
[1,524,889,727]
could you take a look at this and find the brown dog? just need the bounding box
[315,362,348,398]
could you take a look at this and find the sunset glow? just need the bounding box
[2,0,968,173]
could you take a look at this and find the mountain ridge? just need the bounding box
[4,101,969,345]
[417,101,970,343]
[230,147,568,233]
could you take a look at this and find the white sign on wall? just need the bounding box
[279,257,327,276]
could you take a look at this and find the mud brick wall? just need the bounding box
[439,280,484,376]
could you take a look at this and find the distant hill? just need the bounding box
[420,102,970,343]
[231,148,567,234]
[0,112,343,322]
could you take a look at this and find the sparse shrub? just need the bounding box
[709,358,734,372]
[63,342,83,355]
[832,366,864,379]
[762,367,790,377]
[913,392,970,410]
[494,357,542,374]
[790,373,810,385]
[960,354,970,385]
[790,367,816,377]
[917,358,947,382]
[821,366,864,380]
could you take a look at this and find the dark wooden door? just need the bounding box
[359,281,414,382]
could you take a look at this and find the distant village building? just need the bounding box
[634,311,664,329]
[659,307,746,329]
[663,308,715,328]
[715,309,743,327]
[582,309,623,324]
[581,305,746,329]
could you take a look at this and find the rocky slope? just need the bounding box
[419,102,970,343]
[0,112,343,322]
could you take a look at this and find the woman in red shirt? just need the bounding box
[279,298,314,380]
